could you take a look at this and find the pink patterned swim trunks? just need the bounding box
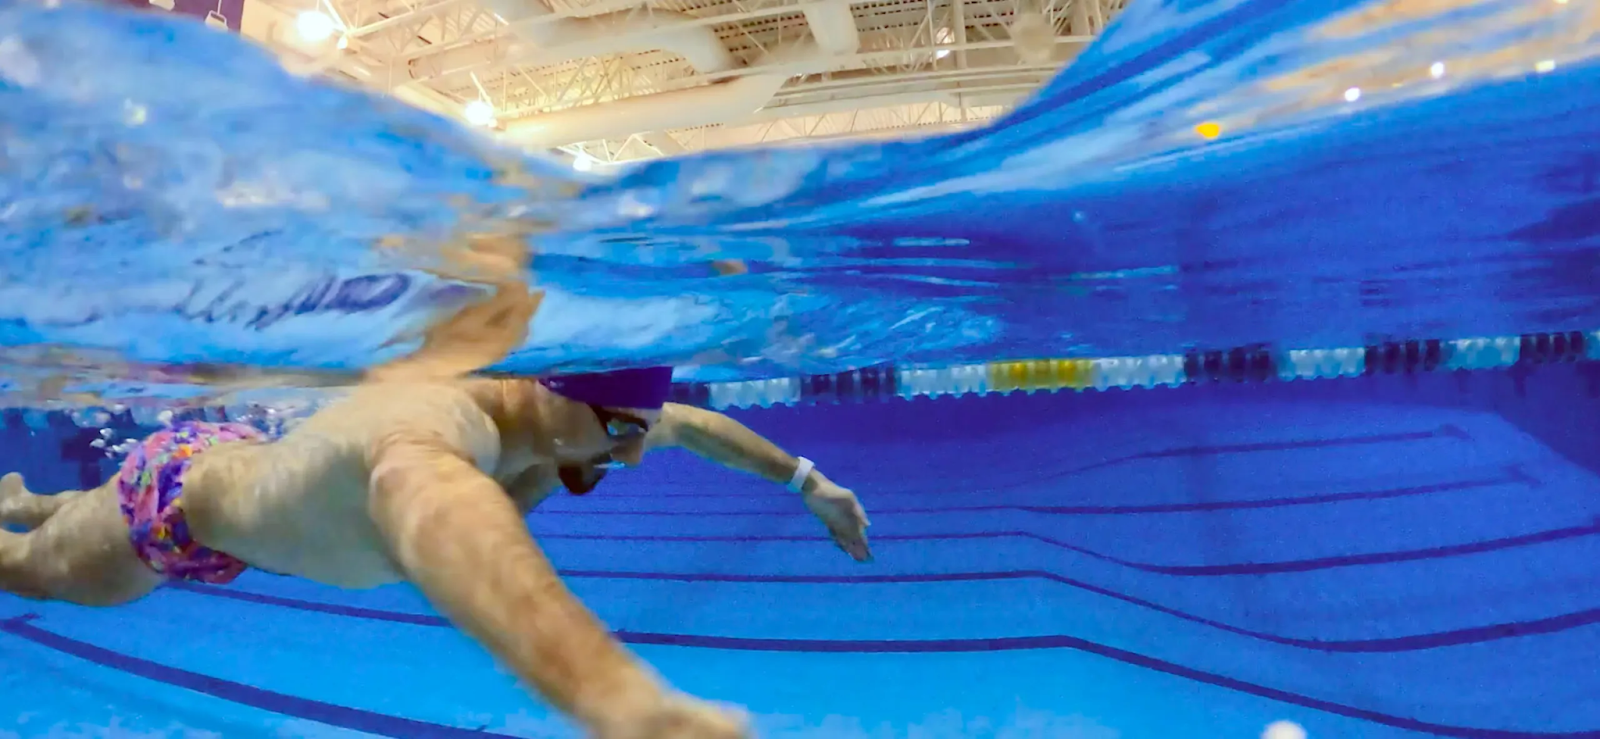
[115,421,265,584]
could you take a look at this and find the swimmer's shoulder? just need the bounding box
[292,381,502,470]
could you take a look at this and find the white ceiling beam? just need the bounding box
[347,0,473,38]
[250,0,1129,155]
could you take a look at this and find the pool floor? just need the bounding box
[4,366,1599,738]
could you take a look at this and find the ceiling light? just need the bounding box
[463,99,496,127]
[1429,61,1445,79]
[1343,87,1361,102]
[1535,59,1557,74]
[295,10,336,43]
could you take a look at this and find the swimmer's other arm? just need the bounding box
[367,435,661,734]
[649,403,873,561]
[648,403,824,492]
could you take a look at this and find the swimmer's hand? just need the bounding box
[601,693,750,739]
[803,480,873,562]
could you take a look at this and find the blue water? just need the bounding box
[7,365,1600,737]
[3,0,1600,736]
[0,0,1597,398]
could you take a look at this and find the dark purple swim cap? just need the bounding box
[539,367,674,409]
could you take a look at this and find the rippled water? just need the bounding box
[0,0,1597,406]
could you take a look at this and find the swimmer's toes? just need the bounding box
[0,473,25,501]
[0,473,25,521]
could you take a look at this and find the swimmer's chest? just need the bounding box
[229,386,503,587]
[200,437,399,588]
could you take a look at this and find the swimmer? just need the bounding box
[0,367,872,738]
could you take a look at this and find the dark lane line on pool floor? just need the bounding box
[536,516,1593,578]
[537,470,1525,516]
[528,473,1521,542]
[172,569,1600,655]
[587,426,1472,499]
[3,609,1585,739]
[0,614,513,738]
[548,525,1592,578]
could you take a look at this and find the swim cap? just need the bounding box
[539,367,674,409]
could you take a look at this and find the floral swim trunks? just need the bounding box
[115,421,265,584]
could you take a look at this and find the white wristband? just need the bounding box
[788,457,815,493]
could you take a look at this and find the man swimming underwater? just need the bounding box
[0,367,872,738]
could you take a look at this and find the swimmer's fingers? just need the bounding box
[831,524,873,563]
[835,495,872,563]
[805,486,872,563]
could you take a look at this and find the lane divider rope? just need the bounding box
[673,329,1596,410]
[10,330,1595,430]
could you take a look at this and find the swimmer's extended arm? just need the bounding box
[366,435,664,734]
[648,403,872,561]
[647,403,825,492]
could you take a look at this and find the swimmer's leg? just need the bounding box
[0,483,161,606]
[0,473,91,530]
[369,437,746,739]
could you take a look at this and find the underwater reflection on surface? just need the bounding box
[0,0,1596,406]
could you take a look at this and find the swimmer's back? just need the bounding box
[184,381,503,588]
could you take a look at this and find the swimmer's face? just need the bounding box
[549,398,660,468]
[587,404,659,468]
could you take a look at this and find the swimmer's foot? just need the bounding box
[598,693,749,739]
[0,473,74,530]
[0,473,27,522]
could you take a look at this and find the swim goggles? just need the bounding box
[588,404,650,443]
[568,406,648,478]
